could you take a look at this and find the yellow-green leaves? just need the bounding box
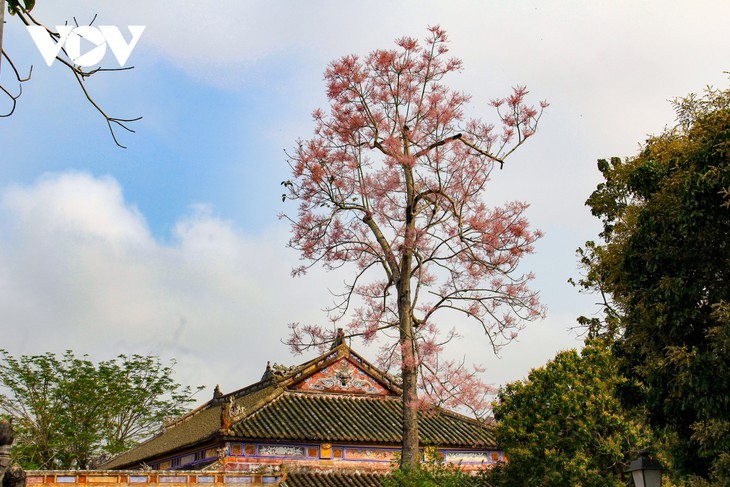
[7,0,35,15]
[492,340,651,487]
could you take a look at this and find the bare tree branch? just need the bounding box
[1,3,141,147]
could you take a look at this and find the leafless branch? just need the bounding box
[2,5,141,147]
[1,44,33,116]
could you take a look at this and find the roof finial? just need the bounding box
[330,328,346,350]
[261,361,274,381]
[213,384,223,399]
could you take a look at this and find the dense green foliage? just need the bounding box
[381,461,492,487]
[578,84,730,482]
[0,351,202,469]
[491,340,650,486]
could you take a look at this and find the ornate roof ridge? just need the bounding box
[286,390,398,399]
[280,345,403,395]
[212,345,403,404]
[212,346,347,404]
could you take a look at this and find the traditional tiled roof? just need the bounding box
[281,468,483,487]
[282,470,385,487]
[103,345,495,470]
[231,392,495,448]
[101,401,223,469]
[102,382,286,469]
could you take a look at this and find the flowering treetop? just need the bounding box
[282,26,547,420]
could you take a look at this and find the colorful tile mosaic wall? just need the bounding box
[25,471,284,487]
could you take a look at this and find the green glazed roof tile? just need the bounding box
[231,392,495,448]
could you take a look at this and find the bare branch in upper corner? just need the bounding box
[1,3,142,147]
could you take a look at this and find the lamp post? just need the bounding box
[626,450,663,487]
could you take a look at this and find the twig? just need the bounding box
[1,6,141,147]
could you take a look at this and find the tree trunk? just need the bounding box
[398,274,420,468]
[0,0,5,74]
[398,134,420,469]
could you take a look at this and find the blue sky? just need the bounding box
[1,0,728,402]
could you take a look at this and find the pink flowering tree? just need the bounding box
[281,26,547,468]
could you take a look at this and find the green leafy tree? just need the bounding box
[381,459,491,487]
[577,83,730,481]
[491,339,650,487]
[0,350,202,469]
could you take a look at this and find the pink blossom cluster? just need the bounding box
[282,26,547,415]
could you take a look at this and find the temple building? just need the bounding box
[99,342,502,479]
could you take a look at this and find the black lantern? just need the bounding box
[626,450,663,487]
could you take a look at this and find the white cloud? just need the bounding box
[0,172,336,399]
[2,173,151,246]
[0,172,586,401]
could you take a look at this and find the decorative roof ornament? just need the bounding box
[221,396,247,432]
[271,363,296,378]
[334,361,353,387]
[228,396,246,419]
[330,328,346,350]
[261,362,274,381]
